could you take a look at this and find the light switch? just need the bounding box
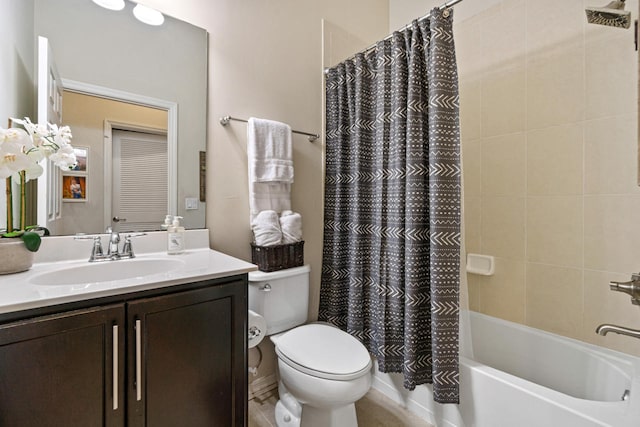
[185,197,199,210]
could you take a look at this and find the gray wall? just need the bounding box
[0,0,35,229]
[0,0,35,123]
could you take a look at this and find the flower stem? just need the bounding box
[5,177,13,233]
[19,171,26,231]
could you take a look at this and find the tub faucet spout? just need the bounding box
[596,324,640,340]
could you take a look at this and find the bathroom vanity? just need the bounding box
[0,231,256,427]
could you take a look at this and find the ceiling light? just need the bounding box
[91,0,125,11]
[133,4,165,26]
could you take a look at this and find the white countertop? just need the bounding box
[0,230,257,314]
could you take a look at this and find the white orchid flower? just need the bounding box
[0,127,32,147]
[2,117,76,241]
[0,148,38,180]
[49,144,77,171]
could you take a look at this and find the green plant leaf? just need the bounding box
[21,231,42,252]
[2,231,24,238]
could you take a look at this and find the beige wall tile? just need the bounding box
[585,33,637,120]
[464,195,482,254]
[466,273,481,312]
[526,0,585,55]
[478,258,526,323]
[481,66,526,137]
[527,196,583,267]
[526,49,585,130]
[583,270,640,357]
[481,196,526,260]
[526,263,584,339]
[481,133,526,196]
[584,114,640,195]
[584,195,640,273]
[527,124,583,196]
[460,79,482,142]
[455,9,488,78]
[480,0,525,72]
[462,138,481,197]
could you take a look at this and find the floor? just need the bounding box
[249,387,435,427]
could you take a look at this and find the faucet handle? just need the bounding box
[91,236,104,258]
[609,273,640,305]
[74,234,105,261]
[74,233,95,240]
[121,232,147,258]
[124,232,147,239]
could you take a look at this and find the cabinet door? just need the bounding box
[0,304,125,427]
[127,281,247,427]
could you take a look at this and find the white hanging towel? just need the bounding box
[247,117,293,183]
[248,117,293,220]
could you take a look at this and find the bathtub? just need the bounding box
[371,311,640,427]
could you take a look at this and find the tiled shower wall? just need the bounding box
[456,0,640,356]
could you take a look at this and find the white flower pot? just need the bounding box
[0,239,35,274]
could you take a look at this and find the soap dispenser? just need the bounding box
[161,214,173,230]
[167,216,185,254]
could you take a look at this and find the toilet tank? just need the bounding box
[248,265,310,335]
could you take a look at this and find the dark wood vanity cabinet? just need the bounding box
[0,277,247,427]
[127,282,246,427]
[0,304,126,426]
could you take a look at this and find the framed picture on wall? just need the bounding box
[71,146,88,172]
[62,175,87,202]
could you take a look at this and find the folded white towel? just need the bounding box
[247,117,293,184]
[252,210,283,246]
[280,210,303,244]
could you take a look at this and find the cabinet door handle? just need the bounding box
[135,319,142,401]
[112,324,118,411]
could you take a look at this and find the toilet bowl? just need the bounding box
[248,266,373,427]
[271,323,372,427]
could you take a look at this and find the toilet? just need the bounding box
[248,265,372,427]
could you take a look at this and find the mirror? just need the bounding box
[32,0,207,234]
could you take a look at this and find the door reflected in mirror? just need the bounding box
[60,91,169,235]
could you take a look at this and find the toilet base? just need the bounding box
[275,399,301,427]
[275,399,359,427]
[301,403,358,427]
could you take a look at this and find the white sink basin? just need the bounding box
[30,258,185,286]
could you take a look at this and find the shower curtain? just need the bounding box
[319,8,461,404]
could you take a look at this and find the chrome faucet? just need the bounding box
[75,229,146,262]
[595,273,640,341]
[106,227,120,257]
[596,324,640,340]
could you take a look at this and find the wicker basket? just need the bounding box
[251,241,304,272]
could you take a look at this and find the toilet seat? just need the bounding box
[274,323,372,381]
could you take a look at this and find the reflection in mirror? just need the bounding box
[32,0,208,234]
[61,91,169,234]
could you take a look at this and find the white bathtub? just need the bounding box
[371,311,640,427]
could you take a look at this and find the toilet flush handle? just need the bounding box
[261,283,272,292]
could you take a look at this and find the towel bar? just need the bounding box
[219,115,319,142]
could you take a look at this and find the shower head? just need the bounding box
[585,0,631,29]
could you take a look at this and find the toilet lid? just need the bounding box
[275,323,371,381]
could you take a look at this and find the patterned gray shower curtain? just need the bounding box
[319,8,461,404]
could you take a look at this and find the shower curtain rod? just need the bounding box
[324,0,464,74]
[219,115,319,142]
